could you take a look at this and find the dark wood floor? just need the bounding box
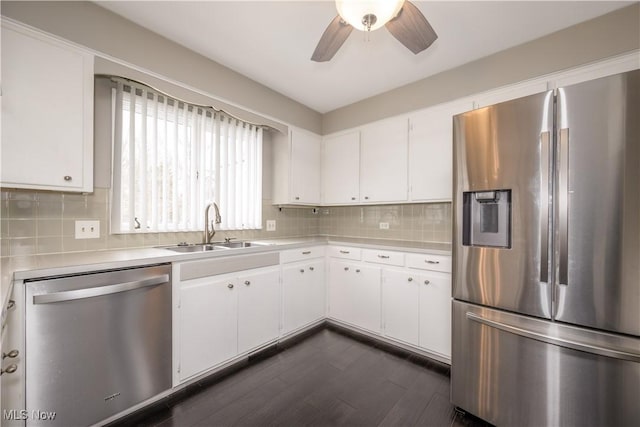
[113,327,490,427]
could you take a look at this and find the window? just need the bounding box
[110,79,262,233]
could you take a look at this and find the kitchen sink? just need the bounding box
[161,241,269,252]
[214,241,266,249]
[162,243,225,253]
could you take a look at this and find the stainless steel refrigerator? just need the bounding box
[451,69,639,426]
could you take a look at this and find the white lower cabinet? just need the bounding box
[382,269,420,346]
[418,270,452,358]
[237,268,281,354]
[282,258,326,335]
[328,259,381,334]
[382,268,451,358]
[179,275,238,381]
[177,265,280,383]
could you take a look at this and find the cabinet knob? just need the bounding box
[228,283,234,289]
[295,196,300,200]
[0,364,17,375]
[2,350,18,360]
[300,269,305,273]
[344,267,349,271]
[355,269,361,273]
[364,196,369,200]
[424,280,430,285]
[309,267,314,271]
[408,277,413,282]
[244,280,251,286]
[351,197,356,200]
[63,175,72,181]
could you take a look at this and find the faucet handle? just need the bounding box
[224,237,237,243]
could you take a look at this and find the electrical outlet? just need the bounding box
[75,220,100,239]
[266,220,276,231]
[379,222,390,230]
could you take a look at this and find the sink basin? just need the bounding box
[214,241,266,249]
[162,244,225,253]
[161,241,268,252]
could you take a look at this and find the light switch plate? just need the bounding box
[266,220,276,231]
[75,220,100,239]
[379,222,390,230]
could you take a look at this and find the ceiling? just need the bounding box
[95,1,633,113]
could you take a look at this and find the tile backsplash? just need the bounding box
[0,187,451,257]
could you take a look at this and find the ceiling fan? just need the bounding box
[311,0,438,62]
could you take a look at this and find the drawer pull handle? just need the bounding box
[309,267,315,271]
[2,350,19,359]
[378,255,390,259]
[302,251,311,255]
[339,250,350,254]
[228,284,234,289]
[1,364,17,375]
[425,260,440,264]
[424,280,430,285]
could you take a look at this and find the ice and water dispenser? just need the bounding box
[462,190,511,248]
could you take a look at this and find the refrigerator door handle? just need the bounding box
[558,128,570,286]
[466,311,640,363]
[539,131,550,284]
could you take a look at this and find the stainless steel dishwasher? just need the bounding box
[24,264,172,427]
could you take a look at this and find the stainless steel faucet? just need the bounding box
[204,202,222,244]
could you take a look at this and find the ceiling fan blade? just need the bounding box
[311,15,353,62]
[385,1,437,55]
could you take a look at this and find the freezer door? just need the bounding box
[453,91,554,318]
[451,300,640,427]
[554,70,640,336]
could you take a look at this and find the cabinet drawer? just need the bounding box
[327,246,361,260]
[280,246,325,264]
[362,249,405,267]
[406,253,451,273]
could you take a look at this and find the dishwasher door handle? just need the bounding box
[33,274,170,305]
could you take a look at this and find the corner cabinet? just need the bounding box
[272,126,321,205]
[1,22,94,192]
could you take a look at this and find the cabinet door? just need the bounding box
[351,264,382,333]
[383,269,419,346]
[282,259,325,335]
[290,129,321,204]
[322,131,360,204]
[409,101,471,202]
[1,24,93,192]
[328,260,353,323]
[179,277,238,380]
[360,117,408,203]
[237,268,280,354]
[419,271,452,358]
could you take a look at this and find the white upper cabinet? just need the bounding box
[473,80,549,109]
[321,130,360,205]
[409,100,472,202]
[359,116,409,203]
[1,22,94,192]
[272,126,321,205]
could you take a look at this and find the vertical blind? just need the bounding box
[111,79,263,234]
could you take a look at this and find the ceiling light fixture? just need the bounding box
[335,0,405,32]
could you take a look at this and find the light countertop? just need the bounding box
[1,236,451,313]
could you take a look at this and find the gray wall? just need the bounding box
[322,3,640,134]
[1,0,323,134]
